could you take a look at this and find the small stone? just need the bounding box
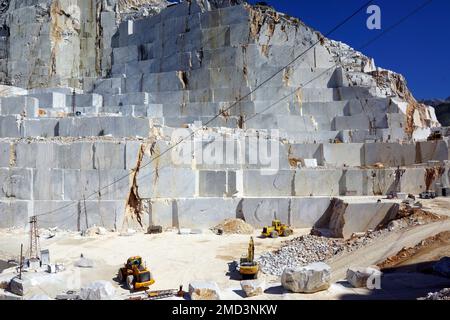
[97,227,107,235]
[346,267,382,288]
[240,280,265,297]
[9,277,30,296]
[80,281,116,300]
[188,281,221,300]
[47,264,57,273]
[281,262,331,293]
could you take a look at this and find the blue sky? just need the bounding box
[247,0,450,99]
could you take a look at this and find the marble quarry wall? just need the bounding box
[0,0,448,236]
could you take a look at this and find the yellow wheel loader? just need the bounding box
[118,256,155,291]
[261,219,293,238]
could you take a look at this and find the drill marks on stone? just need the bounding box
[241,45,249,84]
[95,1,104,75]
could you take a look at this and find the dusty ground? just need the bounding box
[0,198,449,300]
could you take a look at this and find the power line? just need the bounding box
[31,0,377,219]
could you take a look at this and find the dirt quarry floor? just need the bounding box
[1,199,449,300]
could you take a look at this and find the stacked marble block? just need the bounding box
[95,2,433,142]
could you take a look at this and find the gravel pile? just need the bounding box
[211,219,254,235]
[257,235,344,276]
[257,231,386,276]
[257,229,397,276]
[418,288,450,300]
[257,204,445,276]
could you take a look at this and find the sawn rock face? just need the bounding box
[0,1,448,232]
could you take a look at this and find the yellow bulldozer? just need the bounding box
[118,256,155,291]
[261,219,293,238]
[237,237,259,279]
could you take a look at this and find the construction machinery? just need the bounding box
[419,191,437,199]
[427,130,443,141]
[118,256,155,291]
[261,219,293,238]
[237,237,259,279]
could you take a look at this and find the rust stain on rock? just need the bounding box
[287,144,301,167]
[313,198,348,238]
[425,166,445,190]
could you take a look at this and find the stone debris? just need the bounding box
[212,219,254,235]
[55,290,81,300]
[119,229,137,236]
[80,226,108,236]
[178,228,191,235]
[418,288,450,300]
[47,263,65,274]
[0,273,12,289]
[281,262,331,293]
[240,279,265,297]
[188,281,221,300]
[258,235,345,276]
[346,267,382,288]
[9,277,30,296]
[147,225,163,234]
[75,256,94,268]
[80,281,116,300]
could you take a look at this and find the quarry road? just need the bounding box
[0,222,448,300]
[328,219,450,282]
[0,199,449,300]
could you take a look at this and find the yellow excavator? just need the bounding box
[261,219,293,238]
[238,237,259,279]
[118,256,155,291]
